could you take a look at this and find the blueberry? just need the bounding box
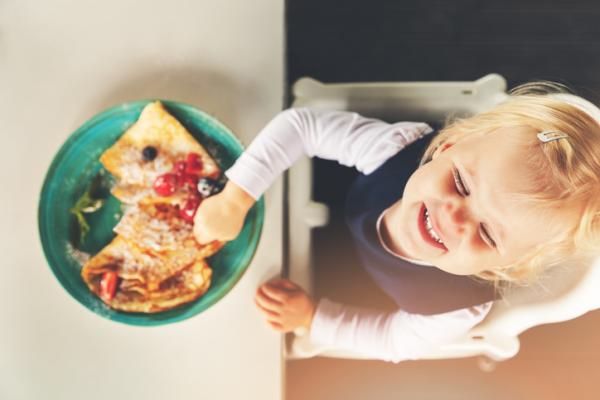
[142,146,158,161]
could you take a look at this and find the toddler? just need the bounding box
[193,81,600,363]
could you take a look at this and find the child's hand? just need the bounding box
[193,180,255,244]
[254,279,316,333]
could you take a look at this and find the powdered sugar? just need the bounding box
[65,242,91,267]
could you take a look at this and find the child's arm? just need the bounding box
[194,108,433,243]
[225,107,433,200]
[255,278,492,363]
[310,298,493,363]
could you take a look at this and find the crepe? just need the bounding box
[100,101,220,205]
[81,236,213,313]
[112,202,223,291]
[80,101,223,313]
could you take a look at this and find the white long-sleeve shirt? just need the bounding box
[225,107,493,363]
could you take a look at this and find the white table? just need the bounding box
[0,1,284,399]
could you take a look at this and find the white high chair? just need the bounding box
[284,73,600,366]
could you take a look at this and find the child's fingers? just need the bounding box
[261,284,289,302]
[254,297,281,319]
[269,278,300,291]
[279,279,298,289]
[267,320,285,332]
[254,288,282,313]
[257,285,287,303]
[257,286,283,302]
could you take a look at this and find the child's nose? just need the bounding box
[441,199,473,236]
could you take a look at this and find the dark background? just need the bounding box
[284,1,600,399]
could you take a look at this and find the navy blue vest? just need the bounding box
[344,131,497,315]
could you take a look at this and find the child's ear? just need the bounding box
[432,142,454,160]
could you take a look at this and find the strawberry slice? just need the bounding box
[185,152,203,175]
[100,271,118,302]
[179,194,201,222]
[153,173,180,196]
[181,174,199,191]
[172,161,187,176]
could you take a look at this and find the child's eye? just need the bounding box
[452,168,469,196]
[480,224,497,248]
[453,168,497,249]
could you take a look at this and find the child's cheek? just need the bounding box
[404,162,451,202]
[425,230,492,274]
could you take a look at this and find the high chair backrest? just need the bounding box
[285,74,600,362]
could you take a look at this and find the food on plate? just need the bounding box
[100,101,220,205]
[112,202,223,289]
[80,101,225,313]
[69,174,108,245]
[81,236,214,312]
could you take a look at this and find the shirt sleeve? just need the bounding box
[225,107,434,200]
[309,298,494,363]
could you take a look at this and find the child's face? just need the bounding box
[384,127,577,275]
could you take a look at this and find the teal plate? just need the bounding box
[38,100,264,326]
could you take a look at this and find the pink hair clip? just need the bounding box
[537,130,569,143]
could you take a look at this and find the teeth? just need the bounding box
[424,209,444,244]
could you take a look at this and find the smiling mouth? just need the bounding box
[418,203,448,251]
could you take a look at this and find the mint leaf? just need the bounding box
[70,176,106,245]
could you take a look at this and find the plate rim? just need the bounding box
[37,99,265,326]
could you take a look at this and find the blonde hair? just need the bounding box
[420,81,600,289]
